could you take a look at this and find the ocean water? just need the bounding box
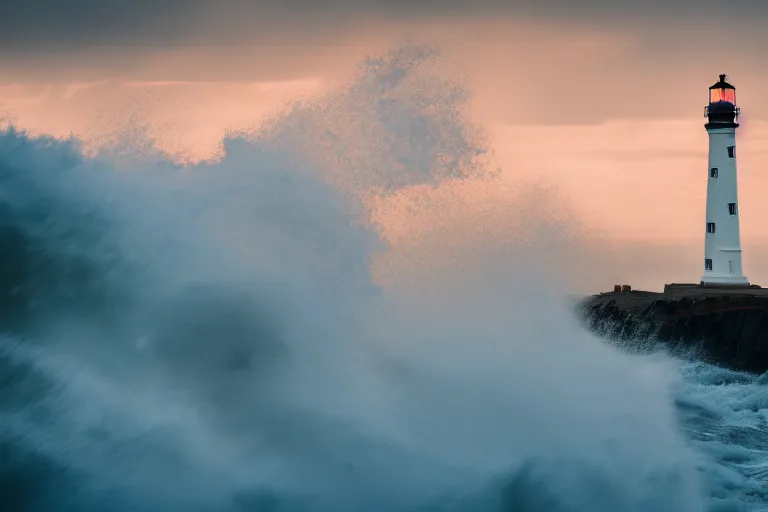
[676,362,768,511]
[0,44,766,512]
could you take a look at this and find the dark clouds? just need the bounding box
[0,0,203,49]
[3,0,768,124]
[1,0,767,52]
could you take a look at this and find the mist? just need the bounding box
[0,44,712,511]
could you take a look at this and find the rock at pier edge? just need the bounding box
[577,283,768,373]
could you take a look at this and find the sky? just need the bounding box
[3,0,768,292]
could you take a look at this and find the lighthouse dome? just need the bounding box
[709,74,736,105]
[706,74,738,128]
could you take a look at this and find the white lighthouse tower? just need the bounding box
[701,74,749,286]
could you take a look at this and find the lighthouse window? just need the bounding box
[727,146,735,158]
[711,87,736,104]
[710,167,719,178]
[705,258,713,271]
[728,202,737,215]
[707,222,716,233]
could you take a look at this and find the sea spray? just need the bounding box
[0,44,714,511]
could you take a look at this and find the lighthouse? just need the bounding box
[701,74,749,286]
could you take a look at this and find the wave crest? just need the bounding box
[0,44,712,511]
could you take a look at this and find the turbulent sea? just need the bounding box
[0,45,767,511]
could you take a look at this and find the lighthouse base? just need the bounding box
[700,274,749,287]
[578,284,768,373]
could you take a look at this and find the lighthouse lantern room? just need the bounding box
[701,74,749,286]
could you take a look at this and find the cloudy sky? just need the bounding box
[3,0,768,291]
